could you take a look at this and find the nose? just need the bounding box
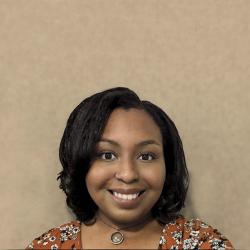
[115,159,139,184]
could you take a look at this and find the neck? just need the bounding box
[96,212,155,232]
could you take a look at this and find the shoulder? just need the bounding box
[160,216,234,249]
[25,220,81,250]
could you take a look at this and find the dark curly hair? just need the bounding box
[57,87,189,224]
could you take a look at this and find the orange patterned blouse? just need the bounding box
[26,217,234,249]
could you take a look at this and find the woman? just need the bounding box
[26,87,233,249]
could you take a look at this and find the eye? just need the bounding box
[97,151,117,161]
[138,153,156,161]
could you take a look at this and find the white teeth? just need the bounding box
[113,192,139,200]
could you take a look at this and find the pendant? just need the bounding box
[111,231,124,245]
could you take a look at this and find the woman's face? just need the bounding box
[86,108,166,226]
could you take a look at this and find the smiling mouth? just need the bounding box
[108,190,145,200]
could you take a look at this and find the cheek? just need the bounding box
[143,164,166,190]
[85,165,113,191]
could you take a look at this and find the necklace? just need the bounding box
[98,216,151,245]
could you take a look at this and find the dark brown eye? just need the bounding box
[138,153,155,161]
[98,152,116,161]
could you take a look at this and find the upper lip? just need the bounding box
[108,188,145,194]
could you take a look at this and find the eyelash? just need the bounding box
[96,152,116,161]
[138,153,156,161]
[96,151,157,161]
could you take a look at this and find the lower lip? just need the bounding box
[109,191,145,209]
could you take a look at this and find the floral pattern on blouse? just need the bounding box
[26,217,234,249]
[26,221,81,250]
[160,217,233,250]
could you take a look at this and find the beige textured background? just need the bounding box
[0,1,249,249]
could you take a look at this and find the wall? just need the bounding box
[0,1,249,248]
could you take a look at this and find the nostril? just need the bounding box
[115,172,139,184]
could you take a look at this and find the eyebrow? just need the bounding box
[98,138,162,147]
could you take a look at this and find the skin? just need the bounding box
[82,108,166,249]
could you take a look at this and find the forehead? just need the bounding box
[101,108,162,143]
